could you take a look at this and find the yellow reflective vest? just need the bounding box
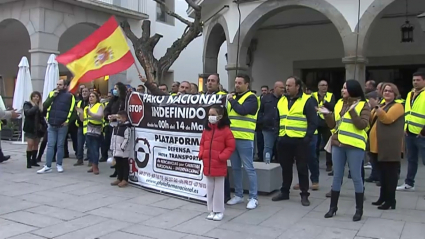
[227,92,258,140]
[83,103,103,135]
[334,101,368,150]
[278,93,310,138]
[75,101,86,127]
[380,98,405,104]
[46,91,75,125]
[312,92,333,120]
[404,90,425,134]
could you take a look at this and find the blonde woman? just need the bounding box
[23,91,46,168]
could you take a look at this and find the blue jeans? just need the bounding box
[86,135,101,165]
[308,135,319,183]
[262,130,277,162]
[46,124,69,167]
[331,146,364,193]
[405,134,425,187]
[230,139,258,199]
[76,127,87,161]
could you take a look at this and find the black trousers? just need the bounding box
[316,126,332,166]
[102,126,112,159]
[278,137,310,196]
[224,173,230,200]
[115,157,129,181]
[377,161,399,204]
[66,123,78,155]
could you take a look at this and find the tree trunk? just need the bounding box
[120,0,202,85]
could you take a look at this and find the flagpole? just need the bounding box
[134,62,142,76]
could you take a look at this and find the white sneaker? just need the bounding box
[206,212,215,220]
[226,196,244,205]
[213,213,223,221]
[37,166,52,174]
[364,163,372,169]
[57,165,64,173]
[246,198,258,209]
[396,183,415,191]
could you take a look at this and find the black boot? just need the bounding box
[324,190,340,218]
[353,192,364,221]
[372,185,386,205]
[31,150,40,167]
[26,151,32,168]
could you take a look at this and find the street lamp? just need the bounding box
[401,20,414,42]
[401,0,414,43]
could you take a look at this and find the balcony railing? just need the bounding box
[95,0,148,14]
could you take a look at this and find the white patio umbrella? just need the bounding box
[42,54,59,101]
[12,56,33,144]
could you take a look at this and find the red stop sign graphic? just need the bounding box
[127,92,144,126]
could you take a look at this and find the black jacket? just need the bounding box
[104,96,126,122]
[258,93,281,132]
[23,101,46,137]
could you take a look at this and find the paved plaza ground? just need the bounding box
[1,141,425,239]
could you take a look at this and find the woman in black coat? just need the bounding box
[23,91,46,168]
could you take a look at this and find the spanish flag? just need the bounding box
[56,16,134,92]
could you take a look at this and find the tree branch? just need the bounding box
[153,0,193,26]
[185,0,201,11]
[120,20,138,46]
[149,33,163,48]
[141,20,151,42]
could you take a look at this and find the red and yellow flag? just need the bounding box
[56,16,134,92]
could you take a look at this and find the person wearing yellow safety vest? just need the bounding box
[37,79,76,174]
[397,71,425,192]
[271,77,317,207]
[76,92,104,175]
[312,80,335,172]
[74,87,89,166]
[322,80,370,221]
[0,108,20,163]
[225,74,259,210]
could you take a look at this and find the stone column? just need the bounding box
[342,56,367,87]
[29,33,60,93]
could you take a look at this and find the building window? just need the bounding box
[156,0,175,25]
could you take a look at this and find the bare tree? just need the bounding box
[120,0,202,84]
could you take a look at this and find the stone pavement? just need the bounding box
[1,141,425,239]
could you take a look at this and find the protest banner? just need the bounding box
[126,92,226,201]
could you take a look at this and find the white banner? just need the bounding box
[126,92,226,202]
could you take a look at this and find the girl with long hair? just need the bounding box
[199,105,235,221]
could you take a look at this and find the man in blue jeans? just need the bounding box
[257,81,284,163]
[226,74,259,209]
[397,71,425,191]
[37,79,75,174]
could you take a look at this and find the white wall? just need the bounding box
[251,23,344,90]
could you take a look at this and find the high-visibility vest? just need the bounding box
[75,101,85,127]
[0,121,2,131]
[404,90,425,134]
[227,92,258,140]
[312,92,333,119]
[330,99,344,134]
[102,101,109,129]
[83,103,103,135]
[46,91,75,124]
[380,98,405,104]
[335,101,368,150]
[170,92,177,96]
[278,93,309,138]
